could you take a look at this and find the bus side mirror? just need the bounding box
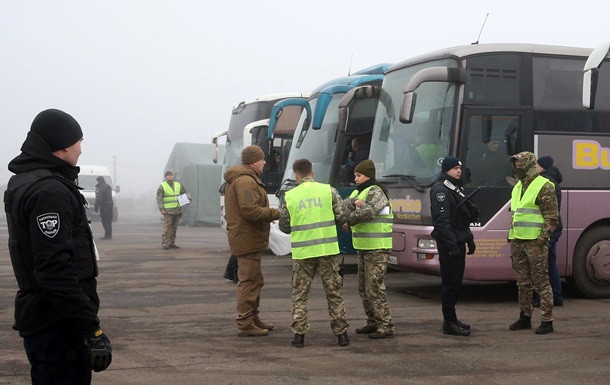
[400,92,416,123]
[583,68,599,109]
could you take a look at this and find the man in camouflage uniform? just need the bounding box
[279,158,350,348]
[156,171,190,250]
[343,159,395,339]
[508,152,558,334]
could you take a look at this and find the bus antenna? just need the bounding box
[472,13,489,45]
[348,54,354,76]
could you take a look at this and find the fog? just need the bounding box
[2,0,609,201]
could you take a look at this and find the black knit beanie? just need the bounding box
[441,156,462,173]
[537,155,554,170]
[354,159,376,179]
[30,109,83,152]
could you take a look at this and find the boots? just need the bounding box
[355,325,377,334]
[291,334,304,348]
[443,321,470,336]
[237,325,269,337]
[535,321,554,334]
[337,332,350,346]
[254,317,274,331]
[509,312,532,330]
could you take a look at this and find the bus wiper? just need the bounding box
[381,174,425,193]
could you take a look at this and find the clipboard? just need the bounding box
[177,193,190,206]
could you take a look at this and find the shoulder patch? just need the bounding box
[435,192,446,202]
[37,213,60,238]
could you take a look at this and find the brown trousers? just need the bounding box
[235,251,264,330]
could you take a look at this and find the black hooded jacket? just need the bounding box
[540,165,563,232]
[4,131,100,337]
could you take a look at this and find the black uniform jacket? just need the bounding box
[429,173,474,248]
[5,131,100,337]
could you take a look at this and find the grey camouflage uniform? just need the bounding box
[344,185,394,333]
[279,177,349,335]
[509,152,558,322]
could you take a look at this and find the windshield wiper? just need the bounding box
[381,174,425,193]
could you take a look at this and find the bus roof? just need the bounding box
[387,43,594,74]
[233,93,310,109]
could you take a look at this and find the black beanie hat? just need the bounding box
[441,156,462,173]
[537,155,554,170]
[30,109,83,152]
[354,159,376,179]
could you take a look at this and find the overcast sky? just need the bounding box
[2,0,609,196]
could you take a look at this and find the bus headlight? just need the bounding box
[418,239,436,249]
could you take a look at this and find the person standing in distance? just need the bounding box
[279,158,350,348]
[508,152,558,334]
[343,159,395,339]
[156,171,190,250]
[533,155,564,306]
[94,176,113,240]
[224,145,280,337]
[430,156,479,337]
[4,109,112,384]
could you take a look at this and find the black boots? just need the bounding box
[355,325,377,334]
[337,332,350,346]
[443,321,470,336]
[291,334,304,348]
[509,312,532,330]
[535,321,554,334]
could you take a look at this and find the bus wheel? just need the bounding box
[572,226,610,299]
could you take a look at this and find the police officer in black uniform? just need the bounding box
[430,156,479,337]
[4,109,112,384]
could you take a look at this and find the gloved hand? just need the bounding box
[448,246,461,257]
[467,240,476,255]
[84,329,112,372]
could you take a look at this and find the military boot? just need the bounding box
[237,325,269,337]
[291,334,304,348]
[337,332,350,346]
[355,324,377,334]
[509,312,532,330]
[254,317,274,331]
[535,321,554,334]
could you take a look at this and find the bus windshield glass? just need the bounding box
[284,95,342,183]
[369,59,458,183]
[223,103,265,174]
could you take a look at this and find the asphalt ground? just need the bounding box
[0,221,609,385]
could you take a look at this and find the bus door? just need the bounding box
[459,107,531,228]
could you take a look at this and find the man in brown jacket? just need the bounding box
[224,145,280,337]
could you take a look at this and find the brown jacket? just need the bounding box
[224,165,280,256]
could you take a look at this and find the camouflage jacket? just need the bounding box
[510,151,558,241]
[278,177,348,233]
[344,184,390,226]
[156,180,189,215]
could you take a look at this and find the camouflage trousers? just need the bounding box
[161,214,180,247]
[511,239,554,321]
[291,255,348,335]
[357,250,394,333]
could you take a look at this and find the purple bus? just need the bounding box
[341,44,610,298]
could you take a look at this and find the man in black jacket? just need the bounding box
[4,109,112,384]
[430,156,479,337]
[95,176,113,240]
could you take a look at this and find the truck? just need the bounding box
[78,165,120,222]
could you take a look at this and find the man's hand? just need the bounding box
[342,223,349,233]
[84,329,112,372]
[354,199,365,208]
[467,240,476,255]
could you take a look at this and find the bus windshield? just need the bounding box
[369,59,458,183]
[222,103,265,174]
[284,95,342,183]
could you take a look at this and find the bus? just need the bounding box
[341,44,610,298]
[211,93,308,231]
[270,64,390,253]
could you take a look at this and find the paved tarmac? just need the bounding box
[1,221,609,385]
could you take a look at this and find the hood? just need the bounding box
[509,151,538,183]
[223,164,260,184]
[541,165,563,184]
[8,131,80,181]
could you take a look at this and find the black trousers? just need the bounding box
[437,241,466,322]
[99,205,113,237]
[23,324,92,385]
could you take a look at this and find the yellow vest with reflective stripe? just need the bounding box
[285,181,339,259]
[509,176,551,240]
[349,186,393,250]
[162,181,181,209]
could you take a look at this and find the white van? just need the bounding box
[78,165,120,221]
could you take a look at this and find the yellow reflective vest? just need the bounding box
[285,181,339,259]
[161,181,181,209]
[349,186,393,250]
[509,176,552,240]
